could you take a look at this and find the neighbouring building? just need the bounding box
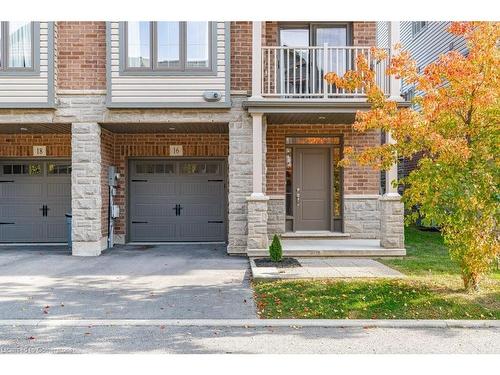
[377,21,467,180]
[0,21,406,256]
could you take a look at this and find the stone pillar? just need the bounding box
[71,122,106,256]
[380,194,404,249]
[227,99,253,254]
[246,195,269,252]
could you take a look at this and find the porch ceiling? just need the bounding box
[0,123,71,134]
[100,122,229,134]
[266,112,356,124]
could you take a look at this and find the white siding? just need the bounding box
[109,22,228,106]
[399,22,467,95]
[376,21,389,48]
[0,22,50,106]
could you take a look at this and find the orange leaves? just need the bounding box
[449,22,476,36]
[387,50,418,83]
[322,21,499,172]
[324,21,500,291]
[370,47,388,61]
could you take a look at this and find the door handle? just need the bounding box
[173,204,179,216]
[296,188,300,206]
[178,205,183,216]
[39,205,47,216]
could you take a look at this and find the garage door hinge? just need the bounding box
[208,221,223,224]
[207,179,223,182]
[0,180,14,183]
[0,222,15,225]
[131,179,148,182]
[131,221,148,224]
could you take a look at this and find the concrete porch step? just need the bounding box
[248,239,406,257]
[280,231,351,239]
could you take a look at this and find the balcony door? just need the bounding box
[278,23,350,96]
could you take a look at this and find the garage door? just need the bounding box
[129,159,226,242]
[0,160,72,243]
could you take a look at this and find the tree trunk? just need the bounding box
[463,273,480,292]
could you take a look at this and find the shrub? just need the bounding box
[269,234,283,262]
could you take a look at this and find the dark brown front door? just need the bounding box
[294,147,330,231]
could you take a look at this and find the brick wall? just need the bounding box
[57,22,106,90]
[108,133,229,237]
[266,124,380,195]
[0,134,71,157]
[100,128,114,237]
[230,22,252,92]
[353,22,377,46]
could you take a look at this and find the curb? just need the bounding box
[0,319,498,328]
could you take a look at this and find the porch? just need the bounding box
[242,22,406,256]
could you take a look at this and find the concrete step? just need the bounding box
[280,231,351,239]
[248,248,406,257]
[248,239,406,257]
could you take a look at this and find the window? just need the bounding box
[412,22,427,38]
[135,162,175,174]
[2,163,41,175]
[124,21,212,72]
[126,22,151,68]
[0,22,34,70]
[48,163,72,175]
[180,162,219,175]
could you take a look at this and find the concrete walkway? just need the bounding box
[250,257,404,280]
[0,244,256,319]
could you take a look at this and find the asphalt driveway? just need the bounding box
[0,244,256,319]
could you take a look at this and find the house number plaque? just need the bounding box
[33,146,47,157]
[169,145,183,156]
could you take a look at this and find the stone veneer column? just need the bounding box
[379,194,404,248]
[71,122,106,256]
[245,112,269,253]
[246,195,269,252]
[227,100,253,254]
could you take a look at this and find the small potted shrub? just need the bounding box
[269,234,283,262]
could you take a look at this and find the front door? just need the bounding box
[294,147,330,231]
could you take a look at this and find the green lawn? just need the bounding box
[253,226,500,319]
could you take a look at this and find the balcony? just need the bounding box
[260,45,390,100]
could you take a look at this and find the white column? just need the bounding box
[251,112,264,197]
[380,130,404,249]
[251,21,262,100]
[388,21,403,101]
[385,131,399,197]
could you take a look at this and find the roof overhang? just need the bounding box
[243,99,411,125]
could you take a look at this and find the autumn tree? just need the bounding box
[325,22,499,291]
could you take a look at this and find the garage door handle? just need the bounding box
[132,221,148,224]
